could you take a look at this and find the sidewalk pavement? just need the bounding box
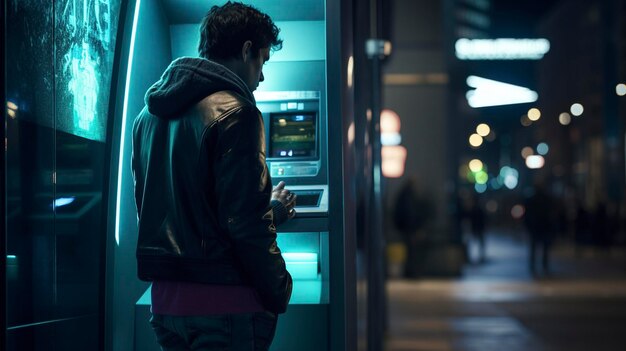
[383,231,626,351]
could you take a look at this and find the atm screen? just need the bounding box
[269,113,317,159]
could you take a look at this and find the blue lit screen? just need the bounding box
[269,113,317,159]
[55,0,122,141]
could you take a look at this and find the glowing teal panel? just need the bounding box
[136,285,152,306]
[169,21,325,62]
[283,252,317,262]
[289,280,322,304]
[56,0,122,141]
[169,24,198,59]
[270,21,325,62]
[283,252,318,280]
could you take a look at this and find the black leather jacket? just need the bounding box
[131,58,292,313]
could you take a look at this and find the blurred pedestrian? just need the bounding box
[524,183,556,276]
[392,177,433,277]
[468,196,487,263]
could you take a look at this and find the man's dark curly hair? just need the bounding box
[198,1,282,60]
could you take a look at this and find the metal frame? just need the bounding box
[1,0,7,347]
[326,0,357,349]
[102,1,136,350]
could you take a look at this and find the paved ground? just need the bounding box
[383,233,626,351]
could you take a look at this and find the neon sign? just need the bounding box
[466,75,538,108]
[455,38,550,60]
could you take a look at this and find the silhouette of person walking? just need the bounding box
[524,183,556,276]
[468,196,487,263]
[392,178,433,277]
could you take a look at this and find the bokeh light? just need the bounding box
[486,200,498,213]
[526,155,545,169]
[616,83,626,96]
[527,108,541,121]
[504,175,518,189]
[469,159,483,172]
[521,146,534,159]
[537,142,549,155]
[559,112,571,125]
[490,177,503,190]
[511,204,525,219]
[381,145,407,178]
[521,114,532,126]
[499,166,519,190]
[469,133,483,147]
[570,103,584,116]
[7,101,18,110]
[476,123,491,137]
[474,183,487,193]
[475,170,489,184]
[381,109,401,133]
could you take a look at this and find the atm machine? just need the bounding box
[106,1,355,350]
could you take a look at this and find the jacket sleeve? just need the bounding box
[213,106,292,313]
[271,199,289,227]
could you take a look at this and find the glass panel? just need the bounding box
[6,0,56,331]
[55,0,121,142]
[6,0,122,349]
[52,0,121,327]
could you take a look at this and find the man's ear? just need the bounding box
[241,40,253,62]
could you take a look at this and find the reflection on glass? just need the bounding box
[56,0,121,142]
[6,0,122,349]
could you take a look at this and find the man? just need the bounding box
[131,2,294,350]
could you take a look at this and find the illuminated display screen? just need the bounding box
[7,0,121,142]
[56,0,122,141]
[269,113,317,159]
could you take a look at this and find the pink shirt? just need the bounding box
[151,281,266,315]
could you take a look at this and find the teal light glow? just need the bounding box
[68,41,99,136]
[282,253,317,262]
[61,0,116,141]
[282,253,318,280]
[7,255,18,266]
[475,170,489,184]
[537,142,549,155]
[290,280,322,304]
[53,196,75,208]
[115,0,141,246]
[474,183,487,193]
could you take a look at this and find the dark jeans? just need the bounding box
[150,312,278,351]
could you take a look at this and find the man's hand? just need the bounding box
[272,181,297,219]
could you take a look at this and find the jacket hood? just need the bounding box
[145,57,254,119]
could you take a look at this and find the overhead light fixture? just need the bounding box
[466,76,538,108]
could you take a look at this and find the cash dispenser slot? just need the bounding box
[284,185,328,214]
[282,252,319,280]
[276,232,328,305]
[293,189,322,207]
